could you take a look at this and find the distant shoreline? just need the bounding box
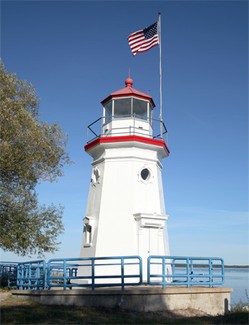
[224,265,249,268]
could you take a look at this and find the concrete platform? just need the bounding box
[12,286,232,316]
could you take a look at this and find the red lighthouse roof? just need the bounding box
[101,77,156,107]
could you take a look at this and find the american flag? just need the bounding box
[128,22,159,56]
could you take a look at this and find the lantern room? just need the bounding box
[101,77,155,138]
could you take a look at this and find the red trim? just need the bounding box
[101,94,154,106]
[85,135,170,154]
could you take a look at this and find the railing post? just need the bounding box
[121,257,124,290]
[221,259,224,285]
[138,256,142,285]
[133,114,135,135]
[44,261,47,289]
[47,261,51,289]
[187,257,190,288]
[100,117,102,137]
[162,256,166,288]
[147,256,150,285]
[27,264,30,289]
[190,258,193,285]
[172,258,175,281]
[36,264,39,290]
[210,259,214,288]
[17,264,21,289]
[91,258,95,290]
[63,260,67,290]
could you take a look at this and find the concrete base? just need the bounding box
[12,286,232,316]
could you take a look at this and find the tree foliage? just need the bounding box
[0,62,71,256]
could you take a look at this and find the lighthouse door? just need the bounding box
[146,227,158,256]
[138,226,162,257]
[138,226,161,282]
[135,213,167,282]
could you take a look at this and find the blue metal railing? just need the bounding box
[16,260,46,290]
[0,262,18,288]
[1,255,225,290]
[47,256,142,290]
[148,256,224,288]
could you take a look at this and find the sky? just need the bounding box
[0,0,248,265]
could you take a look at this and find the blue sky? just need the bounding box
[0,0,248,265]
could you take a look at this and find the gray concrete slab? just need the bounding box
[12,286,233,316]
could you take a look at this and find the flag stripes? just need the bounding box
[128,22,159,56]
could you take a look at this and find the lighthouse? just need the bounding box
[80,77,170,280]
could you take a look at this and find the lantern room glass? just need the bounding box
[133,98,147,120]
[104,100,112,124]
[103,97,153,124]
[114,98,131,117]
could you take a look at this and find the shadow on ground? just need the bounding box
[1,292,248,324]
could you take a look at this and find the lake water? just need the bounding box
[224,268,249,306]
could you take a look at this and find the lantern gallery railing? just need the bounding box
[2,255,224,290]
[86,116,168,144]
[148,256,224,288]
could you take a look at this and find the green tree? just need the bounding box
[0,62,71,256]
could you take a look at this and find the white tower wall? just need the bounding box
[80,140,169,280]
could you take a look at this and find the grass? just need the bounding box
[0,290,248,324]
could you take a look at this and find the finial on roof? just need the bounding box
[125,67,133,88]
[125,76,133,88]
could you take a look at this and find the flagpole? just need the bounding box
[158,13,163,139]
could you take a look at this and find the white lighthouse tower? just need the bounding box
[80,77,170,280]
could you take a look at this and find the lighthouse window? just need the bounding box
[83,224,92,247]
[114,98,131,117]
[141,168,150,181]
[133,99,147,120]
